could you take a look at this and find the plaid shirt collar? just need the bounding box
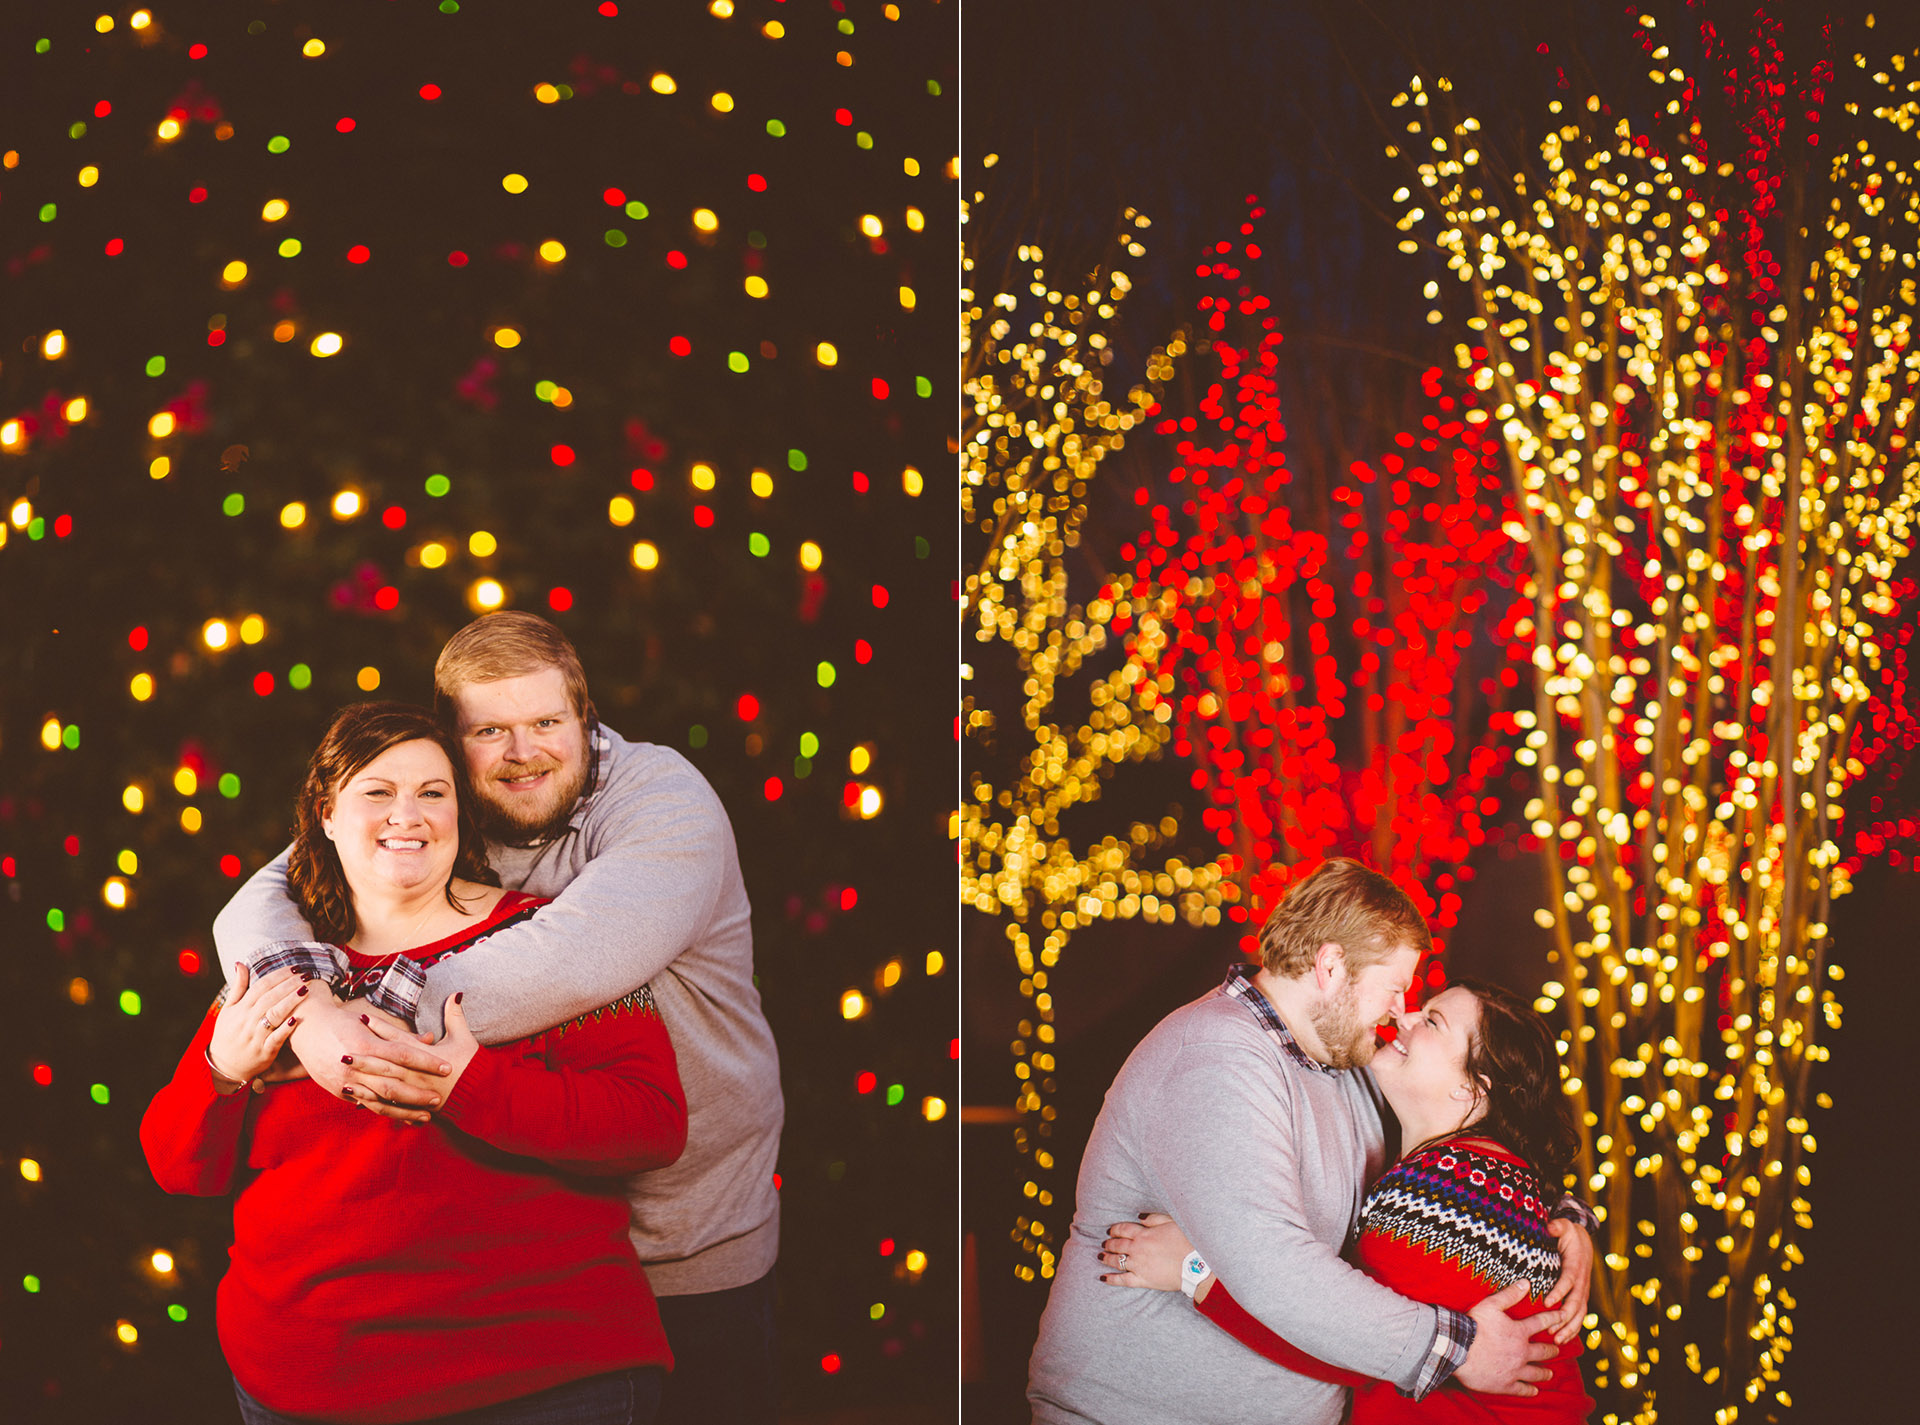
[1220,964,1342,1077]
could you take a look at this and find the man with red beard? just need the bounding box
[215,612,782,1425]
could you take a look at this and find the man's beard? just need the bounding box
[473,750,590,844]
[1310,980,1379,1070]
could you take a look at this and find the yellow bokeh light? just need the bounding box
[131,10,152,29]
[95,15,115,34]
[750,470,773,498]
[860,215,883,238]
[332,490,362,520]
[650,73,677,94]
[63,397,88,423]
[904,157,921,177]
[130,673,154,702]
[201,620,229,651]
[902,467,924,497]
[631,541,660,570]
[180,806,202,834]
[744,275,769,299]
[763,21,785,38]
[534,83,560,103]
[906,1249,930,1273]
[261,198,289,221]
[356,666,381,692]
[150,1250,174,1274]
[849,745,873,775]
[925,949,945,976]
[117,849,137,875]
[859,786,883,819]
[148,412,176,439]
[493,327,521,349]
[20,1158,42,1183]
[302,38,326,57]
[1,420,21,448]
[43,330,65,359]
[815,342,838,367]
[115,1322,137,1346]
[899,286,916,311]
[711,92,734,113]
[906,206,925,231]
[881,959,902,989]
[693,208,719,232]
[469,530,498,557]
[419,542,447,569]
[123,784,145,814]
[538,240,567,263]
[310,332,343,357]
[920,1099,947,1125]
[222,259,248,286]
[690,463,717,491]
[608,496,635,526]
[12,498,32,526]
[710,0,735,16]
[502,173,529,194]
[273,320,297,343]
[103,879,127,910]
[239,615,266,644]
[840,990,867,1020]
[799,541,823,571]
[157,117,181,141]
[470,578,506,610]
[174,766,198,796]
[280,501,306,528]
[78,165,99,187]
[40,718,62,751]
[149,456,170,479]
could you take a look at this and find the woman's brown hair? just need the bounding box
[1450,975,1581,1187]
[286,702,499,945]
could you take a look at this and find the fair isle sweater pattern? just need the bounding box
[1360,1139,1564,1297]
[552,984,660,1038]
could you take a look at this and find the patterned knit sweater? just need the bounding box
[1199,1136,1593,1422]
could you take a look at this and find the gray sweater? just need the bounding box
[1028,986,1440,1425]
[213,729,782,1297]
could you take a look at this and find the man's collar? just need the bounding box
[1220,964,1341,1076]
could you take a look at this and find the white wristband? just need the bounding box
[1179,1249,1211,1299]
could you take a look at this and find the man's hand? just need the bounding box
[1540,1217,1594,1345]
[285,994,451,1123]
[1453,1280,1555,1396]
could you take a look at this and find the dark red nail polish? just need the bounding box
[359,1014,371,1025]
[341,1055,353,1065]
[289,1017,300,1028]
[455,992,464,1004]
[342,1090,354,1100]
[297,986,309,997]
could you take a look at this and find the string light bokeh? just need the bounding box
[0,2,954,1419]
[1389,6,1920,1416]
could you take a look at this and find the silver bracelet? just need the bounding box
[204,1045,248,1095]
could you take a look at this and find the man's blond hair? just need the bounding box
[1256,857,1431,978]
[433,611,592,724]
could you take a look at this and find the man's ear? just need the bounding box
[1312,942,1345,992]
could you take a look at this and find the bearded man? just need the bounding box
[214,611,782,1425]
[1026,857,1593,1425]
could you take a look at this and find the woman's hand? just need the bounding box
[208,964,309,1085]
[1098,1212,1194,1291]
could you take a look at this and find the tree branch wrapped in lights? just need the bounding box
[1388,8,1920,1415]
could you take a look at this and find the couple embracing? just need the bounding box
[1029,858,1598,1424]
[143,612,781,1425]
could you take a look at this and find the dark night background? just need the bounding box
[0,2,954,1422]
[963,1,1916,1419]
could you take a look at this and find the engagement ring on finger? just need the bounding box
[1115,1253,1128,1266]
[262,1014,275,1030]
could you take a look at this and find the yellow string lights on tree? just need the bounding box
[1388,11,1920,1419]
[962,196,1222,1282]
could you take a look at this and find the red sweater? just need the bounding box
[1199,1137,1593,1423]
[140,893,688,1424]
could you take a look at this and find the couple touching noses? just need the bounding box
[1030,857,1596,1424]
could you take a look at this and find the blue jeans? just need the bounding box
[232,1368,664,1425]
[655,1269,778,1425]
